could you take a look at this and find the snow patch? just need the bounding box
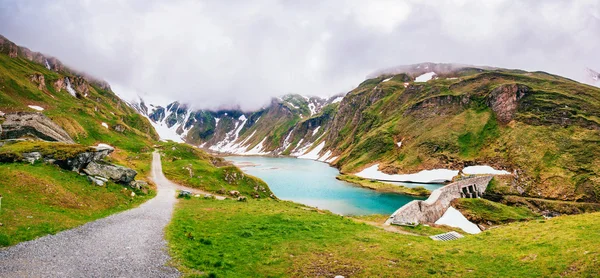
[355,164,458,183]
[312,126,321,136]
[318,150,332,161]
[415,72,436,82]
[308,103,316,116]
[382,77,393,82]
[331,96,344,104]
[298,141,326,160]
[28,105,44,111]
[214,117,220,128]
[101,122,109,129]
[280,131,294,153]
[396,141,402,147]
[245,138,268,155]
[435,207,481,234]
[95,143,114,152]
[209,115,249,153]
[290,139,308,156]
[149,120,184,142]
[325,155,338,163]
[44,59,51,70]
[463,165,510,175]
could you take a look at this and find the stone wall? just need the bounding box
[387,176,493,225]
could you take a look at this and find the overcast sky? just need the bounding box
[1,0,599,110]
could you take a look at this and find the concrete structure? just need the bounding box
[386,176,493,226]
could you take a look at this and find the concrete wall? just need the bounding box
[387,176,493,225]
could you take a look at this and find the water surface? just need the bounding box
[226,156,441,215]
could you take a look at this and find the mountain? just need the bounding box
[133,94,343,160]
[0,34,158,151]
[143,63,600,205]
[588,68,600,83]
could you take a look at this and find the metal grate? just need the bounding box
[430,231,464,241]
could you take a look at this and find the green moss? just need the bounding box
[0,141,93,161]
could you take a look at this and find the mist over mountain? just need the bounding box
[1,0,599,110]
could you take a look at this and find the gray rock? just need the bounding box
[22,152,42,164]
[179,190,192,197]
[83,161,137,184]
[129,180,149,190]
[62,145,114,172]
[87,176,105,186]
[0,112,75,143]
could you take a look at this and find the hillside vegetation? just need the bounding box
[0,36,158,152]
[159,142,273,199]
[323,67,600,204]
[0,163,153,247]
[168,197,600,277]
[0,35,160,246]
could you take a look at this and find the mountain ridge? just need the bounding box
[140,63,600,205]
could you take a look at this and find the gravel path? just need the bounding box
[0,152,182,277]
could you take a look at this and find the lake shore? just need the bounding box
[336,174,431,197]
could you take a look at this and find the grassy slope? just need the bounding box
[329,71,600,203]
[452,198,541,225]
[168,198,600,277]
[159,142,273,198]
[0,54,157,152]
[0,163,153,247]
[0,39,159,246]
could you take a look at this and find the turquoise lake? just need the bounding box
[226,156,443,215]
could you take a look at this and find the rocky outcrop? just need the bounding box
[59,144,114,172]
[0,35,18,58]
[83,161,137,184]
[405,95,470,118]
[6,142,138,186]
[71,76,90,97]
[29,73,46,90]
[0,112,75,143]
[53,78,66,93]
[486,84,529,124]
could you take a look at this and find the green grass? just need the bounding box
[0,54,158,153]
[337,174,430,196]
[0,162,154,247]
[159,142,273,198]
[452,198,541,225]
[168,198,600,277]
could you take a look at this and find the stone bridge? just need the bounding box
[386,176,494,226]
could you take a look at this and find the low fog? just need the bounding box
[1,0,599,110]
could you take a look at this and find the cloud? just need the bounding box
[1,0,599,110]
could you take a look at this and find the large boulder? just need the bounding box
[0,112,75,143]
[83,161,137,184]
